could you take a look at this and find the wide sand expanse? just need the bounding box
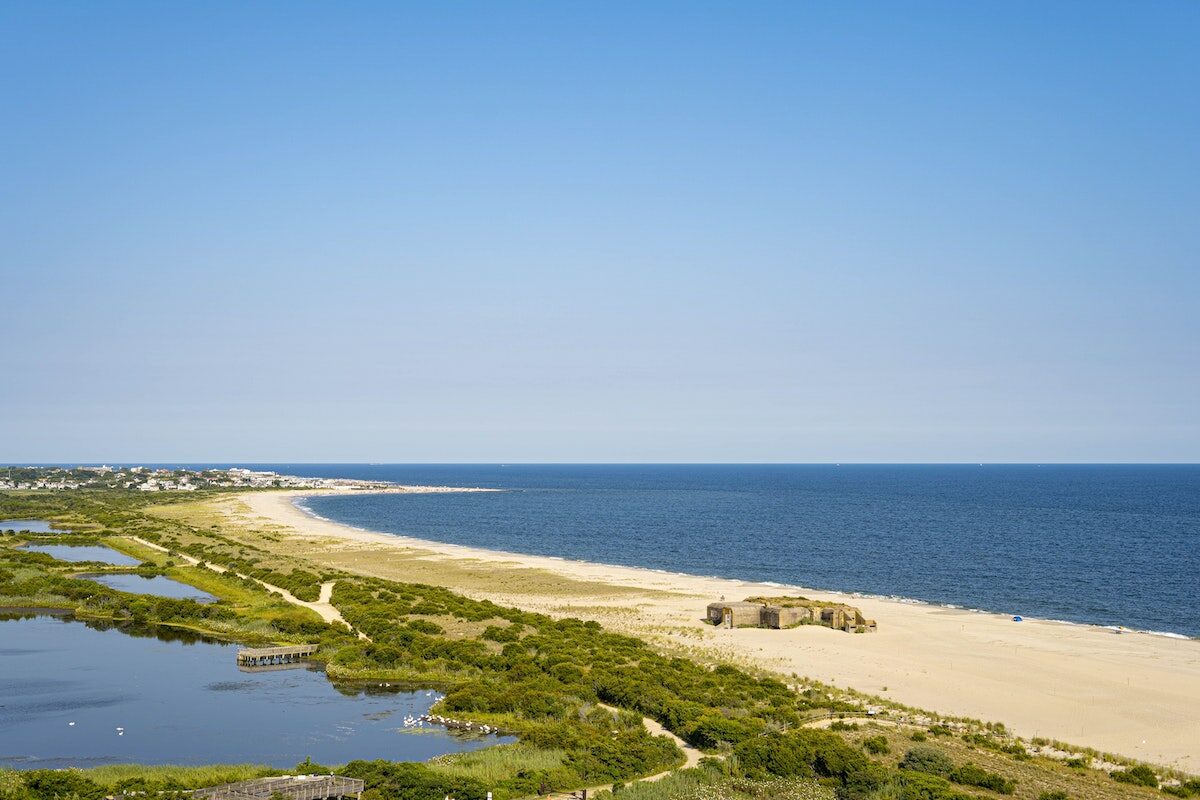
[224,490,1199,772]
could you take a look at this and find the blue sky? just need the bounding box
[2,2,1197,462]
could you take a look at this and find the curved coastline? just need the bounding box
[230,489,1200,772]
[292,491,1193,642]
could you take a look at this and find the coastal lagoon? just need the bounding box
[0,613,508,768]
[0,519,61,533]
[20,544,141,566]
[77,573,218,602]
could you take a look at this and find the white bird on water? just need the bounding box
[68,722,75,726]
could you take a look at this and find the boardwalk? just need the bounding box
[236,644,318,667]
[193,775,363,800]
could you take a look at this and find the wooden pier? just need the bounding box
[235,644,318,667]
[193,775,363,800]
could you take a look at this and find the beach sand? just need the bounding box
[211,489,1199,772]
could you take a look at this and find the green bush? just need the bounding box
[405,619,443,635]
[686,715,763,749]
[22,771,106,800]
[1037,792,1068,800]
[950,763,1014,794]
[899,747,954,778]
[892,770,976,800]
[863,735,890,755]
[338,760,488,800]
[1111,765,1157,788]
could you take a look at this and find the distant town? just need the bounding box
[0,465,396,493]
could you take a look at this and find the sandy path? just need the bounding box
[567,703,704,795]
[123,535,353,630]
[214,491,1199,771]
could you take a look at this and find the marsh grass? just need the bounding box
[70,763,276,788]
[426,744,566,784]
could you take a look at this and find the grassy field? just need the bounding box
[73,763,277,788]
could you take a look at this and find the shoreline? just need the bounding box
[292,491,1195,642]
[223,489,1200,772]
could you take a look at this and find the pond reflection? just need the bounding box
[0,614,509,769]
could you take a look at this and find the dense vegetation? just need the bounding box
[0,488,1193,800]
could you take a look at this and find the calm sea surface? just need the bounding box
[252,464,1200,638]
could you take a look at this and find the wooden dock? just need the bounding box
[235,644,318,667]
[193,775,363,800]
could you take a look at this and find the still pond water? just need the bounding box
[20,544,142,566]
[0,519,61,533]
[80,573,218,602]
[0,614,507,769]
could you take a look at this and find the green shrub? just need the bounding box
[899,747,954,778]
[1111,765,1157,788]
[890,770,976,800]
[686,714,762,749]
[732,729,871,783]
[482,624,521,642]
[910,731,928,742]
[863,736,890,755]
[1037,792,1068,800]
[950,763,1014,794]
[405,619,443,635]
[338,760,488,800]
[22,771,106,800]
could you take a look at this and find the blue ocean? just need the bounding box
[246,465,1197,637]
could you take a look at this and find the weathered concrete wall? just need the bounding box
[707,602,764,627]
[708,597,877,632]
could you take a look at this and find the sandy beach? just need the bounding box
[208,489,1200,772]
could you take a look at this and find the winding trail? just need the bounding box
[122,536,358,633]
[567,702,705,795]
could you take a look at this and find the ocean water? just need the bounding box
[234,465,1197,637]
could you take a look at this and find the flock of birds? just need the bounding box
[402,713,497,735]
[68,722,124,736]
[64,688,496,742]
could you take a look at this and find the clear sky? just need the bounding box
[2,2,1197,463]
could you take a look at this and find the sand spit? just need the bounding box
[224,490,1200,772]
